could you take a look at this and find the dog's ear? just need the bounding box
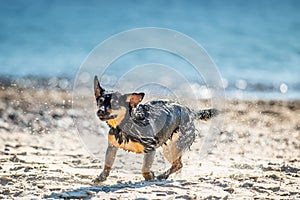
[94,76,105,99]
[128,92,145,108]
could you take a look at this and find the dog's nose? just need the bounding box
[97,109,105,116]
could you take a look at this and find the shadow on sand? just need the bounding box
[45,180,176,199]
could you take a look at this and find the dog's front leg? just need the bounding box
[141,150,156,181]
[94,144,118,183]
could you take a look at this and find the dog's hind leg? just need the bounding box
[94,143,118,183]
[141,150,156,181]
[157,132,183,180]
[158,124,195,180]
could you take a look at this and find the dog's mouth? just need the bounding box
[98,114,118,121]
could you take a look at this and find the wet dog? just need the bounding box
[93,76,217,182]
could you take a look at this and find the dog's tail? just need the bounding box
[193,108,218,120]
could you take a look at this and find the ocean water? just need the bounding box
[0,0,299,99]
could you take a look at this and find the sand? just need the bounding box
[0,86,299,199]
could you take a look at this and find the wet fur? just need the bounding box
[93,76,217,182]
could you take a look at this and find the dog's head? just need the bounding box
[94,76,144,125]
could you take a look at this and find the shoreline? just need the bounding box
[1,75,299,101]
[0,87,299,199]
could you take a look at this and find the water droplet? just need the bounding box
[221,78,228,89]
[235,80,247,90]
[280,83,288,93]
[59,79,69,89]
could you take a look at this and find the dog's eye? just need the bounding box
[111,100,119,107]
[98,97,105,105]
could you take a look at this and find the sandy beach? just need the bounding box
[0,86,299,199]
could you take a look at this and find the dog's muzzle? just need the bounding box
[97,109,105,117]
[97,109,117,120]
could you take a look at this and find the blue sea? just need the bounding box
[0,0,300,99]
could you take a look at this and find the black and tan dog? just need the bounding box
[93,76,217,182]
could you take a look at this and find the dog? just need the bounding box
[93,76,218,182]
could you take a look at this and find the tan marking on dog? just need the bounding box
[162,132,181,164]
[108,134,145,153]
[106,107,126,128]
[126,94,143,108]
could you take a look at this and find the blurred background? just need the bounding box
[0,0,299,99]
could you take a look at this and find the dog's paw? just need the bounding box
[156,173,169,180]
[142,171,155,181]
[93,172,109,184]
[93,176,106,184]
